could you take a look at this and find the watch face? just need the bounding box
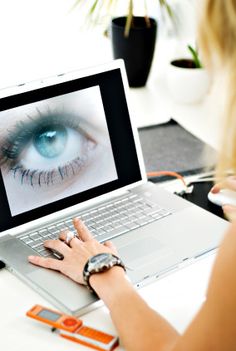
[89,253,112,269]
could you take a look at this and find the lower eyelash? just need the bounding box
[10,155,89,188]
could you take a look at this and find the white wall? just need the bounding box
[0,0,197,88]
[0,0,113,88]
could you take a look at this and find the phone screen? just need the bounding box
[37,309,62,322]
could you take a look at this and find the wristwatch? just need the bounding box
[83,253,126,294]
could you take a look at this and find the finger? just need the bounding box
[59,230,82,249]
[104,240,117,252]
[223,205,236,222]
[211,184,222,193]
[59,230,70,242]
[212,177,236,193]
[28,255,62,270]
[59,229,75,242]
[225,176,236,191]
[44,239,71,255]
[73,218,93,241]
[223,204,236,213]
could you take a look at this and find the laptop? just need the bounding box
[0,60,228,315]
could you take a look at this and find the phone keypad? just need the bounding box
[77,326,114,344]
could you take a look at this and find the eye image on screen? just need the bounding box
[0,86,118,216]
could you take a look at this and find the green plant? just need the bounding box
[72,0,172,37]
[187,45,203,69]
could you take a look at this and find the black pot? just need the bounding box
[111,16,157,87]
[171,59,197,69]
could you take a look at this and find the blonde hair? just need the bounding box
[198,0,236,181]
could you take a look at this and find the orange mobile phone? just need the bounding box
[26,304,119,351]
[26,304,82,332]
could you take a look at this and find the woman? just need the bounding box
[28,1,236,350]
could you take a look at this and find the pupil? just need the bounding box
[33,124,68,158]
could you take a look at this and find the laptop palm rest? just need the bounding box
[113,205,228,284]
[0,235,98,315]
[28,269,98,315]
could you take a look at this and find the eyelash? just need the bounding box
[10,155,89,187]
[0,110,96,187]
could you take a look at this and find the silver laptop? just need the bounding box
[0,60,228,315]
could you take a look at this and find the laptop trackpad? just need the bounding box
[118,236,173,270]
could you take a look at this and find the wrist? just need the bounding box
[83,253,126,294]
[90,266,131,307]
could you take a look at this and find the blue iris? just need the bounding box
[33,125,68,158]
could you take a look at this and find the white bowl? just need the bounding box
[166,59,210,104]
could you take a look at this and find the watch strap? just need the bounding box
[83,253,126,294]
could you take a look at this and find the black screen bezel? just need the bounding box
[0,68,142,232]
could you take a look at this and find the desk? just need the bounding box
[0,33,225,350]
[0,253,216,351]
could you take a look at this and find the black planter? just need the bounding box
[111,16,157,87]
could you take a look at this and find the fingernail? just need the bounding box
[211,186,218,193]
[28,256,35,260]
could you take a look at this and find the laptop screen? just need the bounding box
[0,67,142,232]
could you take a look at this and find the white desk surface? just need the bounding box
[0,32,226,350]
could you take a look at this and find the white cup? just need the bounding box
[166,59,210,104]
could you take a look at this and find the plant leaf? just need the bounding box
[187,45,203,68]
[124,0,133,38]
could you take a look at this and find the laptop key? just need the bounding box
[18,235,29,240]
[124,222,139,230]
[40,250,52,257]
[134,218,149,226]
[145,200,160,208]
[48,226,59,234]
[56,223,66,231]
[101,225,113,232]
[95,229,106,236]
[23,239,34,245]
[31,242,44,249]
[36,244,47,252]
[38,229,48,236]
[97,227,129,242]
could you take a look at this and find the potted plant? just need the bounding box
[166,45,210,104]
[73,0,172,87]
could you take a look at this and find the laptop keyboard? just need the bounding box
[16,194,171,259]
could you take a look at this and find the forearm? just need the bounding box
[90,268,179,351]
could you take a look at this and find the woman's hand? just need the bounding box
[211,176,236,219]
[28,218,118,285]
